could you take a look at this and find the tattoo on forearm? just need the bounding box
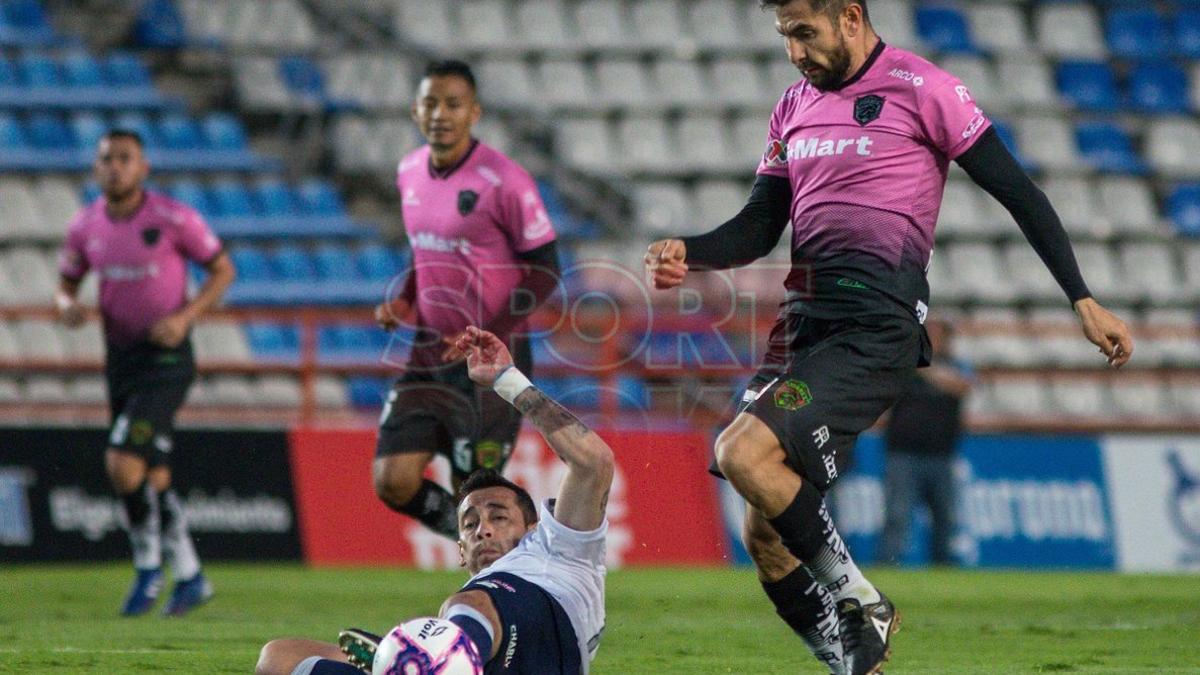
[514,387,591,438]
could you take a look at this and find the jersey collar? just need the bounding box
[428,139,480,180]
[831,39,886,92]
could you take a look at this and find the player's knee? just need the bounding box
[372,461,423,509]
[105,450,146,494]
[254,640,289,675]
[714,428,761,485]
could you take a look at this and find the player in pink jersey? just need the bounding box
[55,130,236,617]
[371,61,560,539]
[644,2,1133,673]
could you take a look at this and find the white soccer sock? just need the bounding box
[121,483,161,570]
[807,502,880,606]
[160,489,201,580]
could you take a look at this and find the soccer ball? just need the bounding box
[372,617,484,675]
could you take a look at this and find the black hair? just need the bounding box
[423,59,477,92]
[456,469,538,527]
[101,128,145,148]
[760,0,869,23]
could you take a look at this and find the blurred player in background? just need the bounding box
[256,326,612,675]
[55,130,236,616]
[645,1,1133,672]
[372,60,561,539]
[877,318,973,566]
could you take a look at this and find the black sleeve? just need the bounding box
[955,128,1092,304]
[679,175,791,270]
[483,240,562,337]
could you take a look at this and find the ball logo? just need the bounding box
[763,139,788,168]
[1167,450,1200,546]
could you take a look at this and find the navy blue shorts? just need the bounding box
[461,572,582,674]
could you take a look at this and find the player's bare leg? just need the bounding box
[256,639,354,675]
[717,413,896,675]
[106,448,163,616]
[372,452,459,538]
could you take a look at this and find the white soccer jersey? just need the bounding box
[468,499,607,671]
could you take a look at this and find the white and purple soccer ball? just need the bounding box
[372,617,483,675]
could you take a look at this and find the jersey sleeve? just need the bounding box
[497,166,557,254]
[57,211,89,281]
[173,205,223,264]
[756,91,793,178]
[535,499,607,567]
[919,76,992,160]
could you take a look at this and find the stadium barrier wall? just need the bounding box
[716,433,1200,572]
[0,427,302,562]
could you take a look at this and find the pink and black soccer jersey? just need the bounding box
[757,42,991,320]
[58,191,223,348]
[397,140,556,366]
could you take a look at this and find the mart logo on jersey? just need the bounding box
[764,139,788,167]
[774,379,813,411]
[853,94,886,126]
[785,136,874,160]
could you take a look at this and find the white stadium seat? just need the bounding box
[1111,381,1174,419]
[1002,243,1061,304]
[1035,3,1107,59]
[1049,379,1112,419]
[574,0,629,50]
[651,58,709,108]
[711,57,767,107]
[1097,177,1162,236]
[208,375,257,407]
[59,322,104,362]
[254,375,303,408]
[990,378,1053,418]
[634,182,692,237]
[66,376,107,405]
[35,177,82,240]
[1119,243,1181,304]
[939,56,1004,114]
[1146,118,1200,178]
[937,180,985,236]
[0,179,41,241]
[193,320,252,364]
[537,58,593,110]
[869,0,917,49]
[968,3,1031,54]
[515,0,575,51]
[24,375,68,404]
[15,320,67,362]
[315,375,349,408]
[675,114,735,171]
[693,180,747,224]
[946,243,1016,303]
[557,117,616,173]
[0,376,20,403]
[1017,116,1083,173]
[688,0,748,49]
[617,115,675,174]
[460,0,514,51]
[594,59,652,108]
[475,58,537,107]
[630,0,684,51]
[995,55,1059,111]
[0,321,19,362]
[396,0,455,48]
[1039,177,1104,238]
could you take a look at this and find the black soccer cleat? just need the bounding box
[836,591,900,675]
[338,628,382,674]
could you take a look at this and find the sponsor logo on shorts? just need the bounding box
[774,379,813,411]
[813,425,831,449]
[475,440,506,470]
[836,277,869,290]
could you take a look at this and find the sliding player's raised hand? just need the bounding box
[455,326,514,387]
[644,239,688,290]
[1074,298,1134,369]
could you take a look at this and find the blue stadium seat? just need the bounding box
[1075,121,1145,174]
[1167,184,1200,237]
[17,52,59,87]
[313,244,358,280]
[319,324,378,363]
[228,247,271,281]
[62,51,104,87]
[270,245,317,280]
[157,113,203,150]
[916,6,977,54]
[279,56,326,99]
[167,179,211,215]
[347,376,389,408]
[104,52,152,87]
[1106,8,1169,59]
[255,179,297,216]
[296,179,345,216]
[1056,61,1119,112]
[199,113,247,150]
[0,0,56,45]
[0,55,14,86]
[209,180,256,217]
[134,0,186,49]
[0,111,26,148]
[1178,10,1200,58]
[111,111,159,147]
[25,112,71,148]
[69,112,106,149]
[244,322,301,361]
[1128,60,1189,113]
[357,244,406,281]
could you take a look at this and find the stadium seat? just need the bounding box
[916,6,977,54]
[936,180,984,236]
[1056,61,1119,112]
[676,114,734,171]
[314,375,349,408]
[1106,8,1170,60]
[167,179,211,215]
[17,52,58,87]
[134,0,187,48]
[157,113,204,149]
[15,318,66,362]
[1099,177,1162,236]
[270,245,316,280]
[25,375,68,404]
[0,0,57,45]
[208,375,257,407]
[946,243,1015,303]
[618,115,675,174]
[0,54,15,86]
[966,3,1029,54]
[62,51,104,87]
[255,179,297,217]
[1073,243,1130,303]
[514,0,574,51]
[595,59,652,108]
[395,0,455,48]
[460,0,512,50]
[105,52,153,87]
[631,0,683,51]
[200,113,248,149]
[574,0,628,50]
[296,179,345,216]
[867,0,917,49]
[995,55,1058,111]
[210,180,256,217]
[634,182,692,237]
[1170,379,1200,418]
[1178,9,1200,58]
[1167,184,1200,236]
[1075,121,1145,174]
[313,244,358,280]
[1128,61,1190,114]
[475,58,536,108]
[1146,119,1200,177]
[111,111,158,147]
[689,0,747,48]
[990,378,1053,418]
[537,59,592,110]
[34,176,81,235]
[651,58,708,108]
[244,322,301,361]
[67,376,107,405]
[357,243,406,281]
[228,247,272,281]
[693,180,748,227]
[711,57,766,107]
[1003,243,1061,304]
[193,320,252,363]
[68,111,105,149]
[278,55,326,106]
[557,118,616,173]
[1050,380,1112,419]
[253,375,302,408]
[1016,116,1081,172]
[939,56,1002,112]
[1035,3,1107,58]
[1120,243,1180,304]
[0,178,40,240]
[26,113,72,148]
[347,376,389,408]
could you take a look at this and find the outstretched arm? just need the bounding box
[956,128,1133,368]
[455,326,614,531]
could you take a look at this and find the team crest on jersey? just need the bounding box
[141,228,161,246]
[853,94,886,126]
[764,139,788,167]
[458,190,479,216]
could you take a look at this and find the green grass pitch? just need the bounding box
[1,564,1198,673]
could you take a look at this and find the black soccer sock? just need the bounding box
[766,480,829,563]
[121,479,153,526]
[397,480,459,539]
[762,567,843,669]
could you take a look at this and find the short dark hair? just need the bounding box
[423,59,477,92]
[456,469,538,527]
[101,128,144,148]
[760,0,869,23]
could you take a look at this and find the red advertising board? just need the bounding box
[288,427,730,567]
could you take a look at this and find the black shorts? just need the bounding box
[105,340,196,467]
[376,336,532,481]
[461,572,582,675]
[718,313,928,493]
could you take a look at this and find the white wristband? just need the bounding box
[493,366,533,405]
